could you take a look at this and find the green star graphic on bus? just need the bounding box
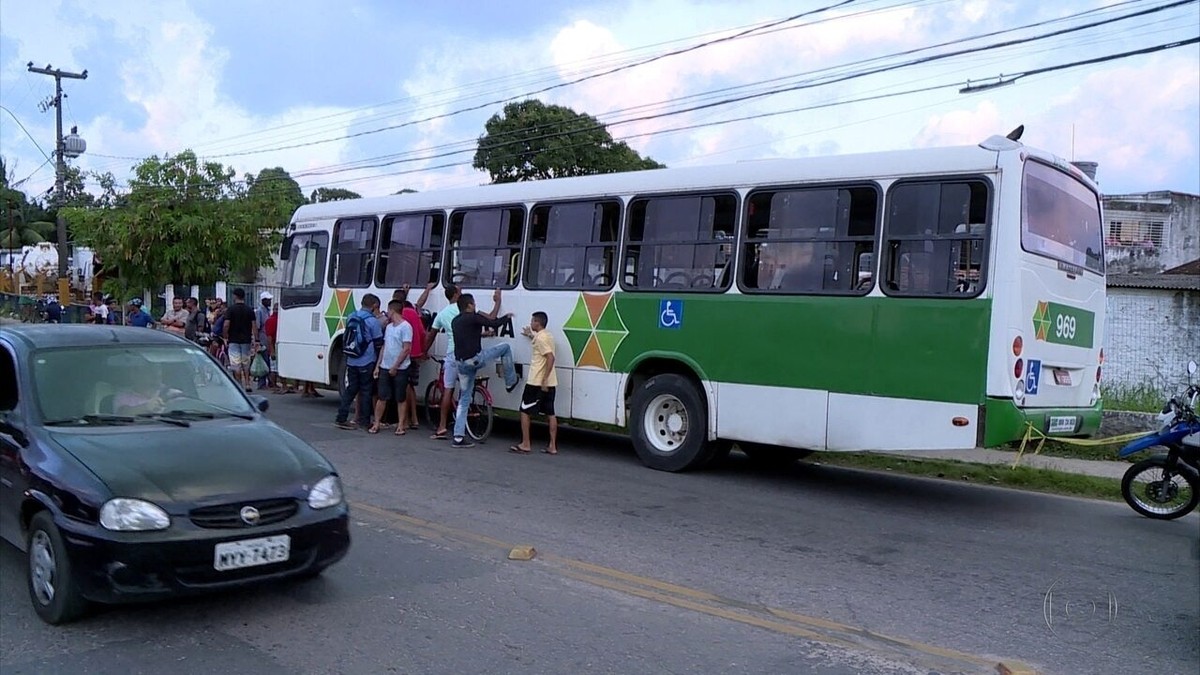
[562,292,628,371]
[1032,301,1051,341]
[324,289,356,337]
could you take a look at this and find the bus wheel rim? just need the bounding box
[643,393,688,454]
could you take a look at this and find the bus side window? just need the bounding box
[623,193,736,292]
[524,200,620,290]
[447,206,524,290]
[739,186,877,295]
[882,180,989,297]
[376,212,444,288]
[328,217,378,288]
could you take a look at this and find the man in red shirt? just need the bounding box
[394,283,432,430]
[264,304,294,394]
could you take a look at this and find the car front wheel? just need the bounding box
[27,511,89,625]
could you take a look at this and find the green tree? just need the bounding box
[248,167,306,216]
[62,151,288,291]
[473,99,664,183]
[309,187,362,203]
[1,158,54,247]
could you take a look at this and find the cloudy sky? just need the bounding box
[1,0,1197,201]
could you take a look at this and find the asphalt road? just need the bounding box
[2,392,1198,675]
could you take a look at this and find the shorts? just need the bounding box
[377,368,408,403]
[519,385,556,417]
[228,342,253,367]
[441,358,458,388]
[406,361,421,389]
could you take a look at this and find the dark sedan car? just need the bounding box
[0,324,351,624]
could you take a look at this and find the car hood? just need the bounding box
[48,420,333,511]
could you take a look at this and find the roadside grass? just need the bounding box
[493,410,1122,501]
[1002,438,1133,463]
[1102,382,1168,413]
[807,453,1122,501]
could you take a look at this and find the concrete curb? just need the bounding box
[894,448,1130,480]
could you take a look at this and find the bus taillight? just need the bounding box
[1014,359,1024,379]
[1099,348,1105,364]
[1096,367,1102,383]
[1012,336,1023,357]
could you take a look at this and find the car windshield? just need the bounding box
[32,344,255,425]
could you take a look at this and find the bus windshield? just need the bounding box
[1021,161,1104,274]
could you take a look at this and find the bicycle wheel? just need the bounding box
[423,380,444,429]
[465,387,494,442]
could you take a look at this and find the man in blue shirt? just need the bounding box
[335,293,385,430]
[127,299,155,328]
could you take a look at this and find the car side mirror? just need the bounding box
[248,395,269,413]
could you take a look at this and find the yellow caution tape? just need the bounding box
[1010,422,1151,469]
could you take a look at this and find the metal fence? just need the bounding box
[0,292,91,324]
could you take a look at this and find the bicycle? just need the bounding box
[423,356,494,442]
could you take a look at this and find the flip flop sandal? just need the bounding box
[509,445,531,454]
[394,429,407,436]
[431,431,449,440]
[367,426,380,434]
[541,449,558,455]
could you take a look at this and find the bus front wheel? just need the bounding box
[630,374,711,472]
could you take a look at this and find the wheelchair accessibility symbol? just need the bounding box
[659,299,683,329]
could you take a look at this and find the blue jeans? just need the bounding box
[337,364,375,427]
[453,343,517,439]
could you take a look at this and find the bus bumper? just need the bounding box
[981,398,1103,447]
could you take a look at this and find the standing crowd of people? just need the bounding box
[334,283,560,454]
[46,281,562,453]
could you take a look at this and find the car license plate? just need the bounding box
[1053,369,1071,386]
[1048,416,1077,434]
[214,535,290,571]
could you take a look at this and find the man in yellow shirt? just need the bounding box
[512,311,558,455]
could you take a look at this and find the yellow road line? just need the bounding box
[352,500,1036,674]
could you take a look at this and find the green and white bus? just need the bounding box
[276,133,1106,471]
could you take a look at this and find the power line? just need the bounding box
[175,0,1200,161]
[80,33,1197,198]
[76,0,1181,177]
[0,104,54,162]
[186,0,893,157]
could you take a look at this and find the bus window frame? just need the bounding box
[736,181,882,297]
[880,175,993,300]
[375,210,445,288]
[327,216,379,289]
[444,204,526,291]
[279,230,330,309]
[523,198,622,291]
[1019,158,1105,276]
[619,189,740,294]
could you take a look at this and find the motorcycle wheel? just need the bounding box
[1120,456,1199,520]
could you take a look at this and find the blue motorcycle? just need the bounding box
[1118,361,1200,520]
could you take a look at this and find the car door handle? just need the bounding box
[0,478,12,488]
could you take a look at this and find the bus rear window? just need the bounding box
[1022,161,1104,274]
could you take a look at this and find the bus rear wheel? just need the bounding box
[630,374,712,472]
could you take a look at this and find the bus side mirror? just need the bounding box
[279,234,292,261]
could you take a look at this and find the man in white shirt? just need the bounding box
[370,299,413,435]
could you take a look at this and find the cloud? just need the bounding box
[910,52,1200,192]
[912,100,1004,147]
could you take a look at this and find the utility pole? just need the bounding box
[27,62,87,304]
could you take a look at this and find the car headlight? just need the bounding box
[307,475,344,509]
[99,498,171,531]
